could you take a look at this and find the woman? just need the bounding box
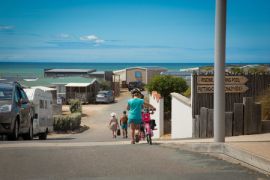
[127,89,155,144]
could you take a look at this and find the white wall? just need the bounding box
[171,93,192,139]
[149,92,164,139]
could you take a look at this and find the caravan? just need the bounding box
[24,88,53,140]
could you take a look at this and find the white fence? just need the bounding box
[149,92,164,139]
[171,93,192,139]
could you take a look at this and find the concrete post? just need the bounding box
[214,0,227,143]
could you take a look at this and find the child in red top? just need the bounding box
[142,108,151,123]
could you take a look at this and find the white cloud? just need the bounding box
[80,34,105,44]
[0,25,14,30]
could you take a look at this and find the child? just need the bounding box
[109,112,118,138]
[120,111,128,138]
[142,108,151,138]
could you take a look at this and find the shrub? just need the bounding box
[99,80,112,90]
[146,75,188,111]
[69,99,82,113]
[53,112,81,131]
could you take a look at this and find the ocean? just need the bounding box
[0,62,268,77]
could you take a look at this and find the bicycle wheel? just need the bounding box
[149,135,152,145]
[146,134,150,144]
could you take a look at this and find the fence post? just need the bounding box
[207,109,214,137]
[243,97,256,134]
[199,107,208,138]
[225,112,233,136]
[233,103,244,136]
[254,103,262,133]
[195,115,200,138]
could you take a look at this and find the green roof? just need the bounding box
[20,77,96,88]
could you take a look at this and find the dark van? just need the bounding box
[0,82,33,140]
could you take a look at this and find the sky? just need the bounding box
[0,0,270,63]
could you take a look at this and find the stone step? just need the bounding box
[262,120,270,133]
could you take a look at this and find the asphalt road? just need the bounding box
[0,144,268,180]
[0,92,269,179]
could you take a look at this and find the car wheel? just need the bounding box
[9,119,19,140]
[39,131,47,140]
[24,121,33,140]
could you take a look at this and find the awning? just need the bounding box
[65,83,91,87]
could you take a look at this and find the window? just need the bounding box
[0,87,13,100]
[135,71,142,78]
[45,100,48,109]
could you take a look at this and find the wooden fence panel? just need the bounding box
[233,103,244,136]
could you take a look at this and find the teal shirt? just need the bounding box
[128,98,144,120]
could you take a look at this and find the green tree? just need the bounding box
[146,75,188,111]
[99,80,111,90]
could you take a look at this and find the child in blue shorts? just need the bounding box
[120,111,128,138]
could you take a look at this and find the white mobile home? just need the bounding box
[24,88,53,140]
[113,66,167,85]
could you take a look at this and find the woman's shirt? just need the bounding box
[128,98,144,120]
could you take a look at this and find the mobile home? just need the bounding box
[24,88,53,140]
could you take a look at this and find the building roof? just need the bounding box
[65,83,92,87]
[31,86,56,91]
[89,71,105,75]
[114,66,167,73]
[19,77,96,87]
[44,69,96,73]
[161,71,192,76]
[126,66,167,70]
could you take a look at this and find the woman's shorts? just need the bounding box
[121,124,127,129]
[128,119,142,125]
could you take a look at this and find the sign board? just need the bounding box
[197,85,249,94]
[197,76,248,85]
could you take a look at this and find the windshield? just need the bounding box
[0,86,13,100]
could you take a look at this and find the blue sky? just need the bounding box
[0,0,269,63]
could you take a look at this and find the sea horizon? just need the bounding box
[0,61,269,78]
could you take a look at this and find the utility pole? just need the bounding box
[214,0,227,142]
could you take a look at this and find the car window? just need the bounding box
[0,86,13,100]
[15,87,22,103]
[20,89,28,101]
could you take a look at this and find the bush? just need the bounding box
[53,113,81,131]
[146,75,188,111]
[69,99,82,113]
[99,80,112,90]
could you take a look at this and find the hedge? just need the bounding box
[53,112,81,131]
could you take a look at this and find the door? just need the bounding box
[18,87,31,131]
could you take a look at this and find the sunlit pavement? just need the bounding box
[0,92,269,179]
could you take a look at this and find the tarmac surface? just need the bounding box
[0,91,269,179]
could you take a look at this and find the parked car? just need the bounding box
[95,90,115,103]
[24,88,53,140]
[128,81,145,91]
[0,82,33,140]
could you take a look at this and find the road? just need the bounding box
[0,91,269,179]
